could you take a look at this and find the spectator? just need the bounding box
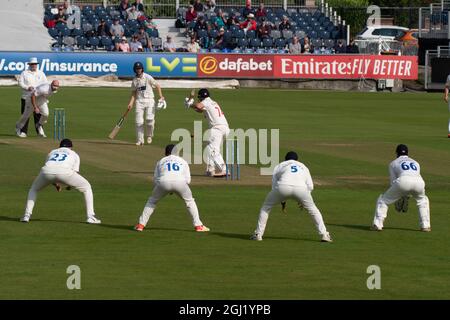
[136,27,153,51]
[205,0,216,12]
[214,9,226,29]
[54,6,67,25]
[186,5,197,23]
[119,0,130,19]
[126,5,140,21]
[226,16,237,29]
[240,13,257,35]
[302,36,311,53]
[193,0,204,12]
[346,39,359,53]
[255,3,267,21]
[279,15,291,31]
[334,40,347,54]
[289,36,302,54]
[133,0,145,12]
[187,36,200,52]
[97,19,109,37]
[146,16,157,29]
[118,36,131,52]
[163,35,177,52]
[257,17,272,39]
[63,0,76,16]
[242,3,252,18]
[130,34,144,52]
[110,19,124,38]
[194,16,208,38]
[214,27,226,50]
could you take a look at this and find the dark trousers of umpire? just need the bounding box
[20,98,41,134]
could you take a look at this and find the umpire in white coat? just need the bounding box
[17,57,47,137]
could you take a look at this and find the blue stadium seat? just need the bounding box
[249,38,261,49]
[76,36,87,50]
[48,28,59,39]
[197,29,208,39]
[232,48,242,53]
[244,48,254,54]
[237,38,248,48]
[88,37,100,50]
[211,48,221,53]
[209,29,218,39]
[246,29,257,39]
[60,28,71,37]
[262,38,273,49]
[274,38,286,49]
[72,28,84,37]
[101,36,113,50]
[232,29,245,39]
[255,48,266,54]
[282,30,293,39]
[199,48,209,53]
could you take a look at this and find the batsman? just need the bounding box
[185,88,229,177]
[127,61,165,146]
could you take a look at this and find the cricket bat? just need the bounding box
[108,109,130,140]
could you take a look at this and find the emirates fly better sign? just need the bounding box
[197,54,418,80]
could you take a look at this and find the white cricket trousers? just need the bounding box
[25,170,95,217]
[373,176,430,229]
[255,185,328,237]
[207,125,230,173]
[16,100,49,131]
[138,181,203,227]
[135,100,155,144]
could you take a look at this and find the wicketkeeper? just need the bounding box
[371,144,431,232]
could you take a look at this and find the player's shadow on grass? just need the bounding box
[0,215,80,224]
[84,140,132,145]
[328,223,417,232]
[212,231,318,242]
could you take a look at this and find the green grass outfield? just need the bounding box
[0,86,449,299]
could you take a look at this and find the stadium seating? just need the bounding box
[43,3,159,52]
[180,6,345,53]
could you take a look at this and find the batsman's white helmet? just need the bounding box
[156,99,167,110]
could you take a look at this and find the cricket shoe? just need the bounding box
[37,125,47,138]
[448,134,450,138]
[134,223,145,232]
[195,225,210,232]
[213,171,227,178]
[146,137,152,144]
[16,128,27,138]
[250,233,262,241]
[86,216,101,224]
[135,141,144,146]
[321,232,333,242]
[20,214,31,223]
[420,227,431,232]
[370,224,383,231]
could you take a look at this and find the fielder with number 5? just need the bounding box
[127,61,165,146]
[20,139,101,224]
[134,144,210,232]
[250,151,332,242]
[371,144,431,232]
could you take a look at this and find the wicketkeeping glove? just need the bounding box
[395,196,410,213]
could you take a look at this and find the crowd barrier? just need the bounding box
[0,52,418,80]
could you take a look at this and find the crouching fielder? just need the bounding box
[20,139,101,224]
[250,151,332,242]
[16,80,60,138]
[371,144,430,232]
[134,144,210,232]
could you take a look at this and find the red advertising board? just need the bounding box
[274,55,418,79]
[197,54,418,80]
[197,54,274,78]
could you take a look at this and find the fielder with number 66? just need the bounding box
[371,144,431,232]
